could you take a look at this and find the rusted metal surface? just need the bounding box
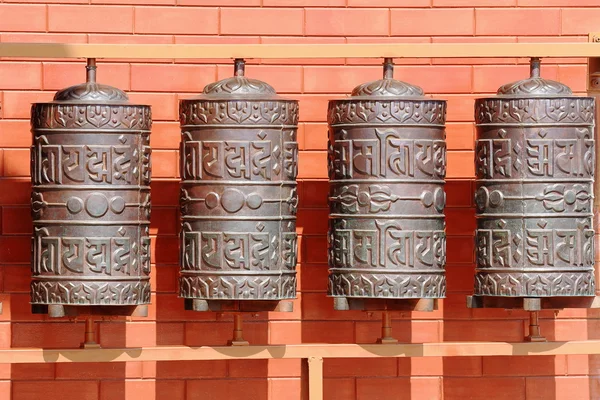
[30,59,152,316]
[473,58,596,302]
[178,59,299,310]
[327,59,447,309]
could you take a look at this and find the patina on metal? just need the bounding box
[327,58,447,312]
[30,59,152,318]
[469,57,597,313]
[179,59,299,313]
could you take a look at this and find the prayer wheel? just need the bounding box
[470,58,596,310]
[179,59,299,312]
[30,59,152,317]
[328,59,447,311]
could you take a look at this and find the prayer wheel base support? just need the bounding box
[525,311,547,343]
[466,296,600,311]
[376,311,398,345]
[80,317,101,349]
[31,304,149,318]
[334,297,438,312]
[227,314,249,347]
[184,299,294,313]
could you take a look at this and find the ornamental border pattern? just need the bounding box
[328,273,446,299]
[474,271,595,297]
[179,100,299,126]
[179,275,297,300]
[475,97,595,125]
[328,99,446,126]
[30,280,151,305]
[31,104,152,131]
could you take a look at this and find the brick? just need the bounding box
[220,8,303,36]
[175,35,260,65]
[265,0,344,5]
[229,359,301,378]
[303,123,327,151]
[150,122,180,150]
[150,150,179,178]
[558,65,586,93]
[127,93,178,121]
[2,207,31,235]
[187,379,268,400]
[3,149,29,177]
[0,236,30,264]
[350,0,428,5]
[298,152,327,179]
[391,9,474,36]
[297,95,331,122]
[300,180,328,209]
[476,8,560,36]
[149,207,177,236]
[0,120,31,148]
[216,65,303,93]
[302,235,327,263]
[0,5,46,32]
[0,179,30,206]
[356,320,441,344]
[325,358,397,378]
[445,208,476,236]
[567,354,600,375]
[444,95,478,122]
[297,209,328,236]
[0,62,42,90]
[436,0,514,4]
[12,322,84,348]
[446,123,475,150]
[8,293,45,322]
[11,364,55,380]
[0,32,87,43]
[2,91,54,118]
[302,292,365,321]
[398,357,482,377]
[521,0,599,4]
[443,320,524,342]
[303,66,380,94]
[101,380,182,400]
[156,322,185,346]
[474,65,558,93]
[443,377,525,400]
[13,381,99,400]
[150,180,179,206]
[526,376,591,400]
[302,321,355,343]
[398,66,472,94]
[154,360,228,379]
[357,377,441,400]
[48,5,134,33]
[447,151,474,178]
[151,235,179,264]
[178,0,258,4]
[135,7,218,35]
[562,8,600,35]
[131,64,216,92]
[483,356,566,376]
[185,321,269,346]
[446,264,475,292]
[269,321,302,345]
[541,319,589,341]
[305,8,389,36]
[446,180,473,208]
[42,62,130,91]
[269,379,301,399]
[299,264,328,292]
[3,266,31,293]
[57,362,141,380]
[324,378,355,400]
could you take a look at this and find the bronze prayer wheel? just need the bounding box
[471,58,596,310]
[30,59,152,317]
[179,59,299,312]
[328,59,447,311]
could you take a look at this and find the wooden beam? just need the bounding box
[0,42,600,60]
[0,341,599,364]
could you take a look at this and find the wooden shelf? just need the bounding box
[0,42,600,60]
[1,341,598,364]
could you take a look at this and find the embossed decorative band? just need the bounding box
[474,271,595,297]
[329,273,446,299]
[328,100,446,126]
[179,275,296,300]
[179,100,299,127]
[475,98,594,125]
[30,280,151,305]
[32,104,152,131]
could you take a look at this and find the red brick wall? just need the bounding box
[0,1,599,399]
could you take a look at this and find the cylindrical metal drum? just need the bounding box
[178,59,299,311]
[328,59,447,310]
[30,60,152,317]
[473,58,596,302]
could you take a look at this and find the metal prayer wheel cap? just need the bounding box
[51,59,130,104]
[347,58,426,100]
[496,57,573,97]
[194,58,281,100]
